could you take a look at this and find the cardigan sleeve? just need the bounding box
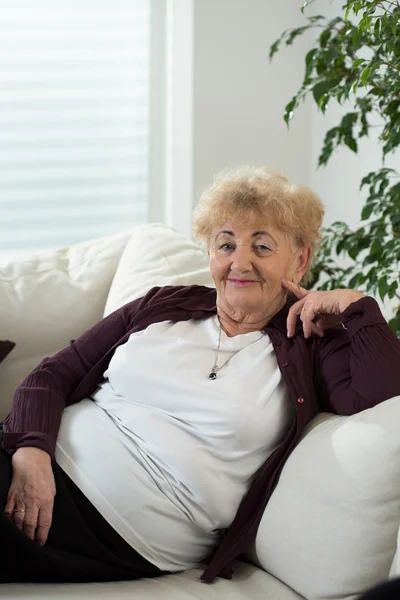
[2,301,136,458]
[313,296,400,415]
[1,285,198,458]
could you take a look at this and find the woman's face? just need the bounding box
[208,217,311,320]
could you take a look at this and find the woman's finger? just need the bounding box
[23,505,40,541]
[4,494,16,519]
[282,279,310,300]
[12,506,26,531]
[288,300,325,339]
[286,297,306,337]
[35,500,54,546]
[301,304,320,339]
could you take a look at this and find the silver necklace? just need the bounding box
[208,324,264,380]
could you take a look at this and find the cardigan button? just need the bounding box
[282,361,289,367]
[297,397,304,404]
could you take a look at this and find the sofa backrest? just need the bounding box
[0,229,132,420]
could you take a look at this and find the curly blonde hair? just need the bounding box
[192,166,325,284]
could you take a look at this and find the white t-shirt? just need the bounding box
[56,316,294,571]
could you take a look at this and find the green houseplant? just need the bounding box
[270,0,400,335]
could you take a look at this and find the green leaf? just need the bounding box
[388,281,399,299]
[361,203,375,220]
[371,239,383,259]
[348,245,360,260]
[309,15,325,23]
[320,30,331,48]
[352,58,366,69]
[363,253,376,267]
[369,87,384,96]
[306,48,318,68]
[366,267,378,284]
[393,21,399,37]
[269,39,281,61]
[378,277,389,301]
[312,78,341,105]
[284,96,298,126]
[374,17,382,39]
[354,2,363,16]
[348,273,362,288]
[386,99,400,115]
[336,238,350,254]
[301,0,312,14]
[388,315,400,337]
[345,137,358,153]
[361,66,371,86]
[286,27,309,46]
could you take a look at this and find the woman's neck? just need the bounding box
[216,298,286,337]
[217,311,268,337]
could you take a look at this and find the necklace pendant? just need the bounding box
[208,370,217,380]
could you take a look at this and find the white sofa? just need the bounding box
[1,224,399,600]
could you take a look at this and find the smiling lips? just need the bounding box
[228,279,258,286]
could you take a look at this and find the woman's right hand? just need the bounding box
[4,447,56,546]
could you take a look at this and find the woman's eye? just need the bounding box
[255,244,271,252]
[219,243,234,251]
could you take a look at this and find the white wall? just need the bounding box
[193,0,314,199]
[169,0,399,249]
[167,0,314,237]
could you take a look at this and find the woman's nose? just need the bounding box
[231,246,253,272]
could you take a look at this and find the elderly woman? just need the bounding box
[1,166,400,584]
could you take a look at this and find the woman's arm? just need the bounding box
[313,296,400,414]
[282,280,400,414]
[2,298,141,458]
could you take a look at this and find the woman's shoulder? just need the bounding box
[143,284,216,305]
[120,284,217,323]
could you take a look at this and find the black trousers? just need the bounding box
[0,435,168,583]
[358,578,400,599]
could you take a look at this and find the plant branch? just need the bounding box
[271,0,400,334]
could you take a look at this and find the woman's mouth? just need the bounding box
[228,279,257,287]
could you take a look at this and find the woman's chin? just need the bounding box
[223,287,284,315]
[225,290,263,312]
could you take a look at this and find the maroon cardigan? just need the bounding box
[3,285,400,582]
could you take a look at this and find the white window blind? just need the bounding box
[0,0,151,257]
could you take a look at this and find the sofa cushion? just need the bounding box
[104,223,214,315]
[0,562,305,600]
[0,229,132,420]
[249,397,400,600]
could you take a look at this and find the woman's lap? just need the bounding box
[0,438,166,583]
[358,578,400,599]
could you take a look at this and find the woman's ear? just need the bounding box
[293,246,312,284]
